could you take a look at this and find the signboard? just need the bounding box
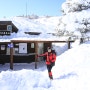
[31,43,34,48]
[8,43,13,48]
[1,45,5,50]
[19,43,27,54]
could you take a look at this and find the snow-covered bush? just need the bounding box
[56,0,90,40]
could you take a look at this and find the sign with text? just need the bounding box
[8,43,13,48]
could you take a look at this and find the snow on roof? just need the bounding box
[0,16,61,42]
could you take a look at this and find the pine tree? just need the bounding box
[56,0,90,40]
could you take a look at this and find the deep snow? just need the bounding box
[0,41,90,90]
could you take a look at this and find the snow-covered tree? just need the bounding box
[56,0,90,39]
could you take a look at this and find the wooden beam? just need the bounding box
[11,40,74,43]
[0,42,11,44]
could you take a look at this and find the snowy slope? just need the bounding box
[11,16,60,33]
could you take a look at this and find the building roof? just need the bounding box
[0,21,18,34]
[0,16,71,42]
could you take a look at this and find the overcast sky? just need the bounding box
[0,0,65,18]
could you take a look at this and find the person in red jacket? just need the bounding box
[38,47,56,79]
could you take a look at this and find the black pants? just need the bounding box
[47,65,53,72]
[47,62,55,72]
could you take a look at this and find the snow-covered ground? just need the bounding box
[0,41,90,90]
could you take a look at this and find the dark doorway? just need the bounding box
[27,43,35,53]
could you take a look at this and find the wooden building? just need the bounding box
[0,39,74,69]
[0,21,18,64]
[0,21,18,35]
[9,39,74,69]
[0,21,74,70]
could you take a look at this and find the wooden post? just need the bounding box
[68,41,70,49]
[35,42,38,69]
[10,43,13,70]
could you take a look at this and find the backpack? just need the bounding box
[51,49,56,55]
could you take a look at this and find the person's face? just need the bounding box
[48,49,51,52]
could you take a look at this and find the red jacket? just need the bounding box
[38,52,56,65]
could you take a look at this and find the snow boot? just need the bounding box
[49,75,53,80]
[48,72,53,80]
